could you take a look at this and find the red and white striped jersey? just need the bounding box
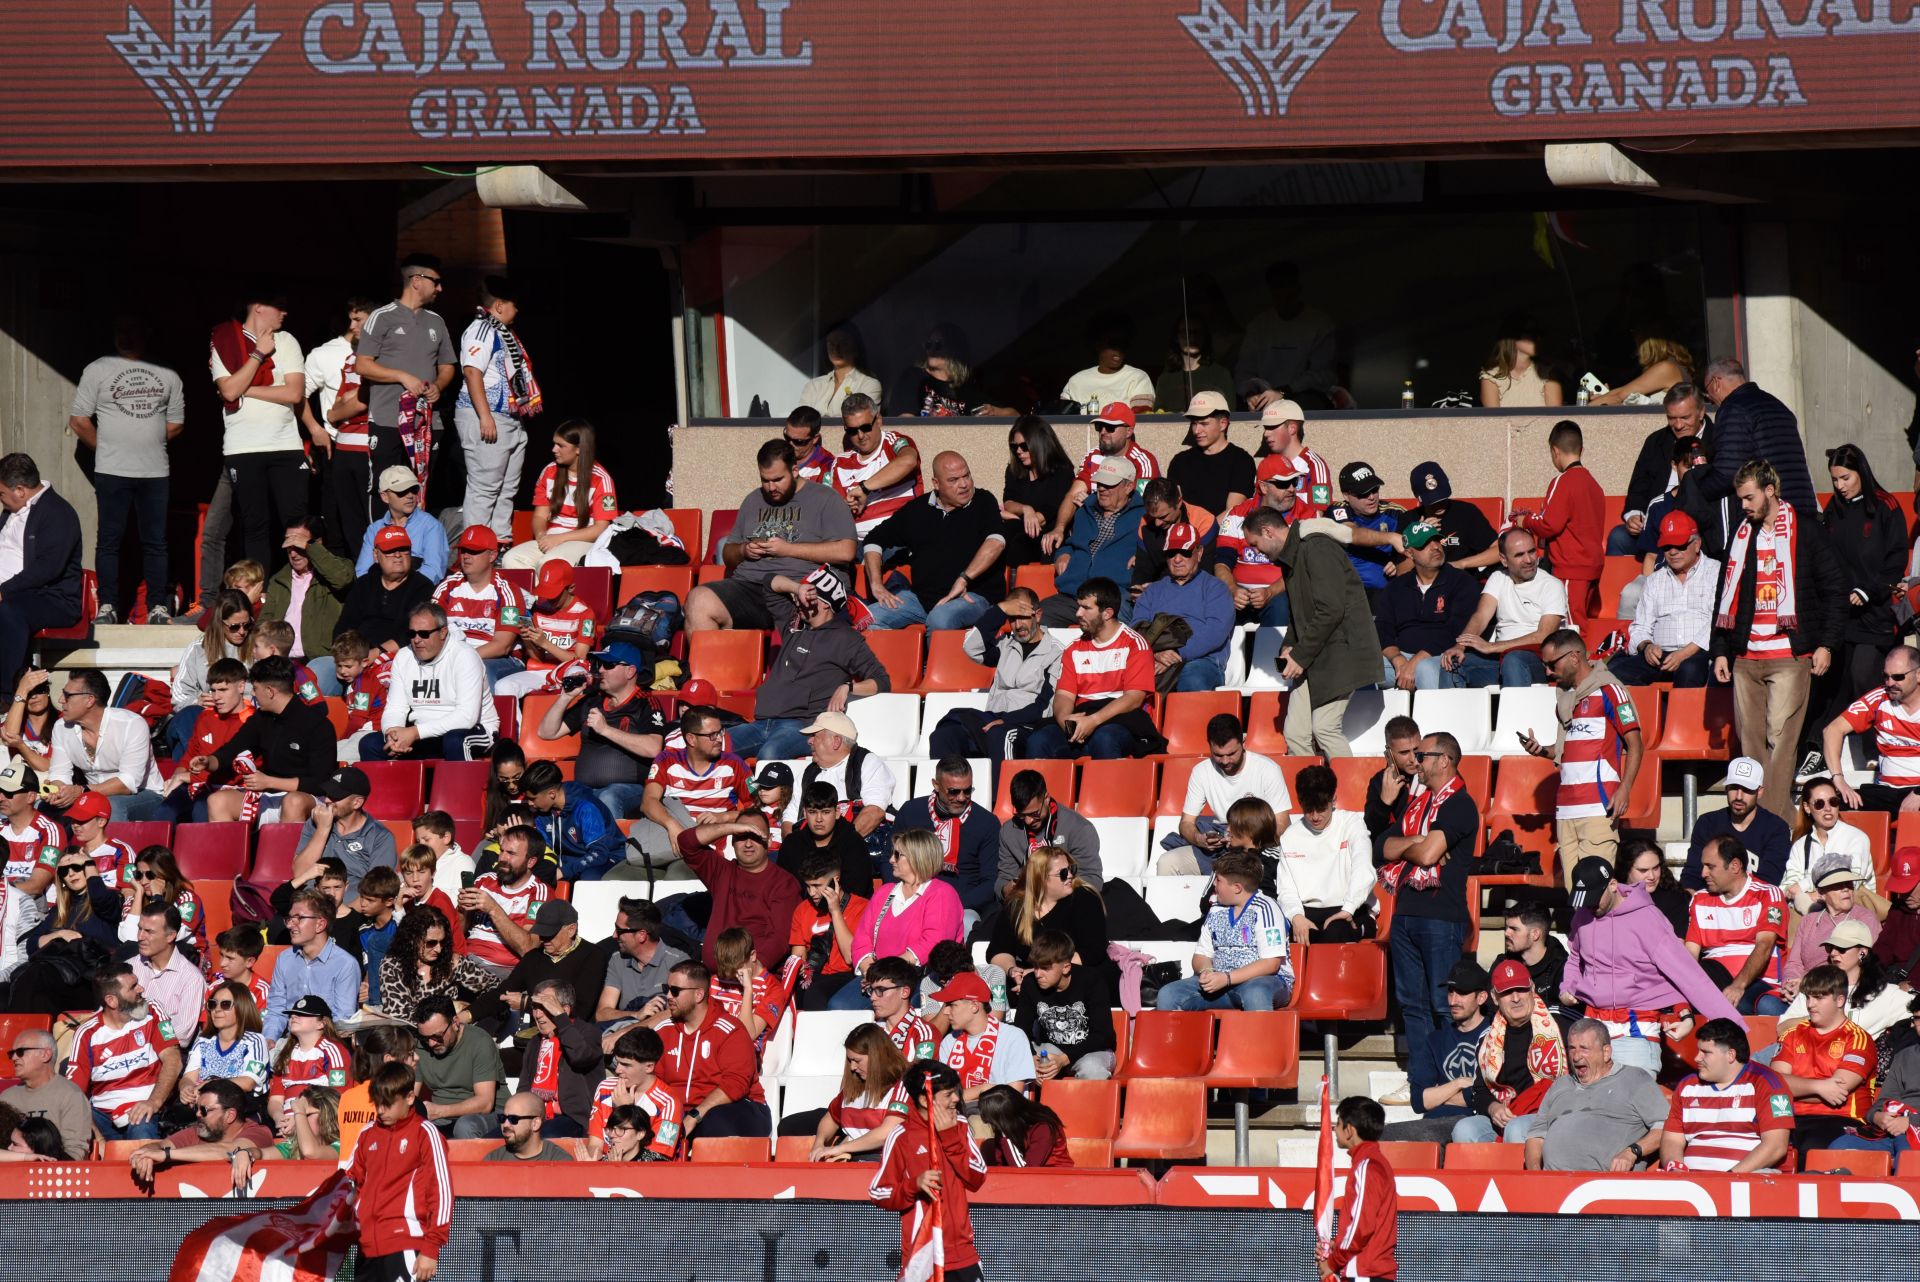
[1074,441,1161,488]
[66,1009,179,1123]
[829,1079,910,1142]
[2,814,63,887]
[884,1012,938,1062]
[1555,680,1640,820]
[272,1037,351,1101]
[1214,496,1286,590]
[522,601,596,671]
[79,837,140,892]
[1842,686,1920,787]
[587,1076,682,1158]
[1057,625,1155,704]
[465,872,549,968]
[335,356,371,452]
[1685,878,1786,992]
[833,430,924,535]
[1741,527,1793,659]
[794,442,834,488]
[1667,1062,1793,1171]
[1280,447,1333,520]
[533,462,618,534]
[709,956,802,1050]
[434,574,529,649]
[648,749,750,823]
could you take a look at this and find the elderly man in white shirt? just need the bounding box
[1608,510,1719,689]
[46,669,165,821]
[1158,713,1292,875]
[1273,762,1375,941]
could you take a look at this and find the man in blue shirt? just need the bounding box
[1385,958,1492,1142]
[1131,522,1235,691]
[264,884,361,1039]
[1330,462,1403,610]
[353,464,449,583]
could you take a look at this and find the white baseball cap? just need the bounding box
[1721,756,1764,791]
[1259,399,1305,427]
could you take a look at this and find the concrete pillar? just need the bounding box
[0,253,94,565]
[1741,222,1802,422]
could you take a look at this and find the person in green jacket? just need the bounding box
[1245,505,1386,758]
[263,519,355,691]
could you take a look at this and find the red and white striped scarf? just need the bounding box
[942,1018,1000,1088]
[1378,774,1461,894]
[1717,499,1798,631]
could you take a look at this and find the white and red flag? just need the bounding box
[169,1170,357,1282]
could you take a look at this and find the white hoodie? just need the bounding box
[383,640,499,741]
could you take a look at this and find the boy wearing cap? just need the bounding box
[1131,521,1234,691]
[1610,507,1719,688]
[933,970,1037,1103]
[1166,392,1255,516]
[353,464,448,584]
[538,639,669,822]
[433,525,529,685]
[492,560,596,698]
[335,525,435,654]
[1329,461,1405,604]
[1041,456,1145,627]
[1398,462,1500,576]
[1045,403,1161,555]
[1509,421,1605,626]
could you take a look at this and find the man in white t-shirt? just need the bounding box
[1450,528,1567,688]
[455,276,536,541]
[70,317,184,624]
[1059,318,1155,415]
[300,297,376,559]
[209,290,311,570]
[1159,714,1292,874]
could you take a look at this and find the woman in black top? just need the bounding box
[889,324,982,418]
[1819,443,1907,728]
[1616,839,1687,937]
[988,846,1111,991]
[999,416,1075,566]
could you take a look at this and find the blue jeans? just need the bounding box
[1155,973,1290,1011]
[1390,914,1470,1047]
[1829,1133,1905,1158]
[827,979,875,1011]
[108,790,166,822]
[484,656,526,686]
[1027,720,1137,761]
[1239,592,1290,628]
[358,728,493,761]
[1172,657,1226,692]
[93,1106,161,1142]
[94,473,169,615]
[727,717,809,762]
[1607,650,1713,689]
[1450,1113,1539,1145]
[1738,987,1790,1017]
[1454,650,1547,688]
[1605,524,1640,557]
[164,706,201,760]
[866,589,992,632]
[596,781,648,820]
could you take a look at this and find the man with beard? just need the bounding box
[690,439,857,633]
[68,963,182,1140]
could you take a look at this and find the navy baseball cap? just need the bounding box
[589,641,648,670]
[1410,461,1452,506]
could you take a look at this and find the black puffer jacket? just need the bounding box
[1822,490,1908,644]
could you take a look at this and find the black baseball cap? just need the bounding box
[533,899,579,938]
[1338,462,1383,496]
[321,766,372,801]
[1569,855,1616,913]
[288,995,334,1020]
[754,762,794,792]
[1442,958,1490,993]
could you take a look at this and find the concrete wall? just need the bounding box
[669,408,1664,527]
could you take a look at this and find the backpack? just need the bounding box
[606,591,683,654]
[112,673,173,727]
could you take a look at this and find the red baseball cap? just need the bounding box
[65,791,112,826]
[929,972,993,1006]
[1889,846,1920,896]
[373,525,412,553]
[1656,510,1699,549]
[1490,958,1533,993]
[1256,455,1301,487]
[679,678,719,706]
[1092,402,1136,430]
[532,561,575,601]
[456,525,499,553]
[1164,522,1201,553]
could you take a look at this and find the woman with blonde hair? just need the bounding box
[501,419,616,569]
[1589,336,1694,405]
[1478,326,1563,408]
[804,1022,910,1161]
[848,830,965,988]
[986,846,1110,991]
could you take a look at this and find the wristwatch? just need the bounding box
[1627,1141,1645,1162]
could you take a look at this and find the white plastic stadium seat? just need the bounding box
[1220,623,1256,689]
[914,693,990,757]
[616,878,702,904]
[913,758,990,798]
[1118,938,1197,977]
[773,1075,841,1127]
[784,1011,876,1078]
[1242,626,1290,690]
[571,882,627,944]
[759,1006,798,1079]
[846,693,920,758]
[1343,688,1411,756]
[1489,685,1558,758]
[1411,689,1494,756]
[884,758,919,808]
[1089,816,1150,881]
[1143,875,1208,924]
[1149,814,1189,873]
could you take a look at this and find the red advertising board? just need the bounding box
[0,1,1914,171]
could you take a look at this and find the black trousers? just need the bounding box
[326,449,374,557]
[226,450,310,568]
[356,1250,421,1282]
[693,1099,771,1138]
[0,589,78,697]
[1300,903,1376,942]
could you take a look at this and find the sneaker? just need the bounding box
[146,605,173,625]
[1794,750,1827,785]
[93,603,118,625]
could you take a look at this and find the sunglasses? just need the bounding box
[1808,798,1839,810]
[222,619,251,633]
[501,1113,543,1125]
[58,865,88,875]
[1262,477,1298,489]
[6,1047,37,1058]
[193,1105,225,1118]
[1012,440,1030,451]
[664,985,700,996]
[1887,670,1916,681]
[208,999,236,1011]
[1054,868,1074,883]
[421,936,447,948]
[409,627,445,639]
[390,486,421,497]
[414,274,443,286]
[939,785,975,798]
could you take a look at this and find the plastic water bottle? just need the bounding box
[1400,380,1414,410]
[1576,388,1591,406]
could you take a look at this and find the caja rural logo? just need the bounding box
[110,0,279,134]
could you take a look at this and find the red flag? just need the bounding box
[170,1170,357,1282]
[901,1085,945,1282]
[1313,1076,1335,1259]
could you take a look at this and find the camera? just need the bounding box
[559,672,590,692]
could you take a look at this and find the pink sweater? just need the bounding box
[856,878,964,966]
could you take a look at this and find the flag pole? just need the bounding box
[927,1083,945,1282]
[1313,1075,1334,1271]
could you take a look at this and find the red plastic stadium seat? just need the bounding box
[1277,757,1318,811]
[1205,1011,1300,1090]
[1898,1150,1920,1178]
[0,1013,51,1047]
[995,759,1074,820]
[1012,563,1056,598]
[618,565,696,606]
[1290,944,1389,1023]
[249,823,303,889]
[1377,1141,1441,1170]
[773,1135,813,1162]
[31,570,94,645]
[691,1136,771,1162]
[689,630,767,693]
[662,508,704,563]
[1155,756,1202,816]
[427,761,491,821]
[322,697,352,740]
[1244,692,1289,757]
[1067,1137,1115,1168]
[1598,558,1641,614]
[1159,692,1241,758]
[914,629,995,694]
[1076,759,1156,818]
[1443,1142,1525,1170]
[864,626,925,692]
[1658,686,1735,761]
[104,821,172,857]
[520,693,579,763]
[510,511,534,545]
[445,1139,503,1161]
[1118,1010,1214,1079]
[571,566,614,625]
[1487,755,1558,868]
[1803,1148,1890,1176]
[192,880,235,944]
[1328,758,1377,813]
[1040,1079,1122,1141]
[1113,1079,1208,1161]
[171,822,250,881]
[358,760,426,821]
[707,509,738,556]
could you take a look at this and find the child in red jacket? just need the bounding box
[346,1062,451,1282]
[1513,421,1606,625]
[870,1061,990,1282]
[1321,1096,1398,1282]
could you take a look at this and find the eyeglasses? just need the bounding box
[61,688,91,700]
[415,274,443,286]
[687,729,725,740]
[664,985,700,996]
[409,627,444,639]
[1411,751,1446,762]
[208,999,236,1011]
[286,914,325,925]
[863,983,904,997]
